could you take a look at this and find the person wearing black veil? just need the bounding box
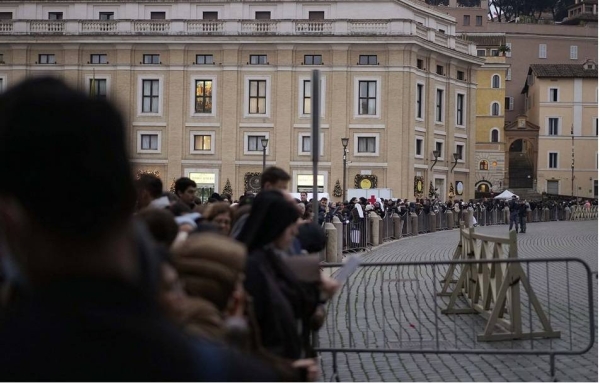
[236,190,320,368]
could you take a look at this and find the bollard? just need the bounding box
[527,208,532,223]
[392,213,402,239]
[446,210,454,230]
[461,209,468,226]
[324,222,337,263]
[369,212,380,246]
[332,216,343,262]
[564,206,571,221]
[467,208,474,228]
[503,206,510,224]
[481,209,487,226]
[411,212,419,236]
[543,207,550,222]
[378,214,384,243]
[429,212,437,233]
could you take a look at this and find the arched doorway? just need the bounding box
[509,138,535,188]
[475,180,493,199]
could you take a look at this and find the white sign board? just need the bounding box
[347,188,393,201]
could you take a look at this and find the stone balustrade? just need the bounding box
[1,19,475,55]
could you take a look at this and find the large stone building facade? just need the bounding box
[522,61,598,198]
[0,0,482,201]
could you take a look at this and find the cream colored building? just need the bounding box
[0,0,483,201]
[522,60,598,198]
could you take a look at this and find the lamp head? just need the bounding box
[453,152,459,161]
[341,137,349,148]
[433,150,440,158]
[260,138,269,149]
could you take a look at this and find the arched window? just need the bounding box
[491,102,500,116]
[479,160,489,170]
[492,74,500,89]
[491,129,499,142]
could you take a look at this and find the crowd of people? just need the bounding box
[0,78,339,381]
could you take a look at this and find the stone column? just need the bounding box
[393,213,403,238]
[369,212,380,246]
[446,210,454,230]
[411,212,419,236]
[429,212,437,233]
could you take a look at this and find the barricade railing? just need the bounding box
[381,211,394,241]
[417,210,427,234]
[316,256,595,382]
[342,216,370,252]
[401,211,411,237]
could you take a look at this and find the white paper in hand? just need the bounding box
[335,255,361,284]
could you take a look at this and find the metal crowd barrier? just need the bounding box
[401,212,411,237]
[381,211,394,242]
[342,216,370,252]
[315,257,595,382]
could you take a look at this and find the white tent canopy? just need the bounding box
[494,190,518,200]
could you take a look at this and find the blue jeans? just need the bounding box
[509,212,519,232]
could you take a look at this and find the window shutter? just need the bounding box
[509,97,514,111]
[505,43,511,58]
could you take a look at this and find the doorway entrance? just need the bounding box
[508,139,535,188]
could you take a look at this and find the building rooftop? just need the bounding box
[529,62,598,78]
[459,33,505,46]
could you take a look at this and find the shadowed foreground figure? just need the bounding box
[0,78,274,381]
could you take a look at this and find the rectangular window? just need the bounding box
[0,54,4,64]
[302,136,312,152]
[89,79,107,99]
[436,89,444,122]
[547,180,559,194]
[247,135,266,151]
[249,55,268,65]
[143,54,160,64]
[195,54,214,65]
[506,68,512,81]
[90,54,108,64]
[142,79,160,113]
[539,44,547,59]
[303,55,322,65]
[456,144,464,160]
[463,15,470,25]
[248,80,267,114]
[549,88,559,102]
[309,11,325,20]
[99,12,114,20]
[416,83,423,119]
[358,81,377,115]
[436,65,444,75]
[570,45,578,60]
[48,12,63,20]
[303,80,311,114]
[359,55,377,65]
[255,11,271,20]
[415,138,423,156]
[150,12,166,20]
[476,49,486,57]
[595,117,598,136]
[505,96,514,111]
[456,94,465,126]
[357,137,376,153]
[140,134,159,150]
[549,152,558,168]
[193,135,212,151]
[203,12,218,20]
[457,71,465,81]
[491,49,499,57]
[38,54,56,64]
[548,118,559,135]
[505,43,512,57]
[417,59,424,69]
[194,80,213,113]
[476,15,483,26]
[0,12,13,20]
[435,141,443,157]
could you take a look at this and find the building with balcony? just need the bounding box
[0,0,482,201]
[521,60,598,198]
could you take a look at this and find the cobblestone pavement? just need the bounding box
[317,220,598,382]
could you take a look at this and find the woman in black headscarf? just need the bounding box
[236,190,319,362]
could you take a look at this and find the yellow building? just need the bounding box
[0,0,483,201]
[521,60,598,198]
[467,34,510,196]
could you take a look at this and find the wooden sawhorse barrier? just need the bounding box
[439,223,561,342]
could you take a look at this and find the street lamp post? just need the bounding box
[341,137,349,202]
[261,138,269,172]
[450,152,459,173]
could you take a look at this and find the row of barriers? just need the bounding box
[314,224,596,381]
[321,204,597,264]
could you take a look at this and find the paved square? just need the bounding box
[318,220,598,382]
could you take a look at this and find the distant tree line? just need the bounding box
[424,0,576,22]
